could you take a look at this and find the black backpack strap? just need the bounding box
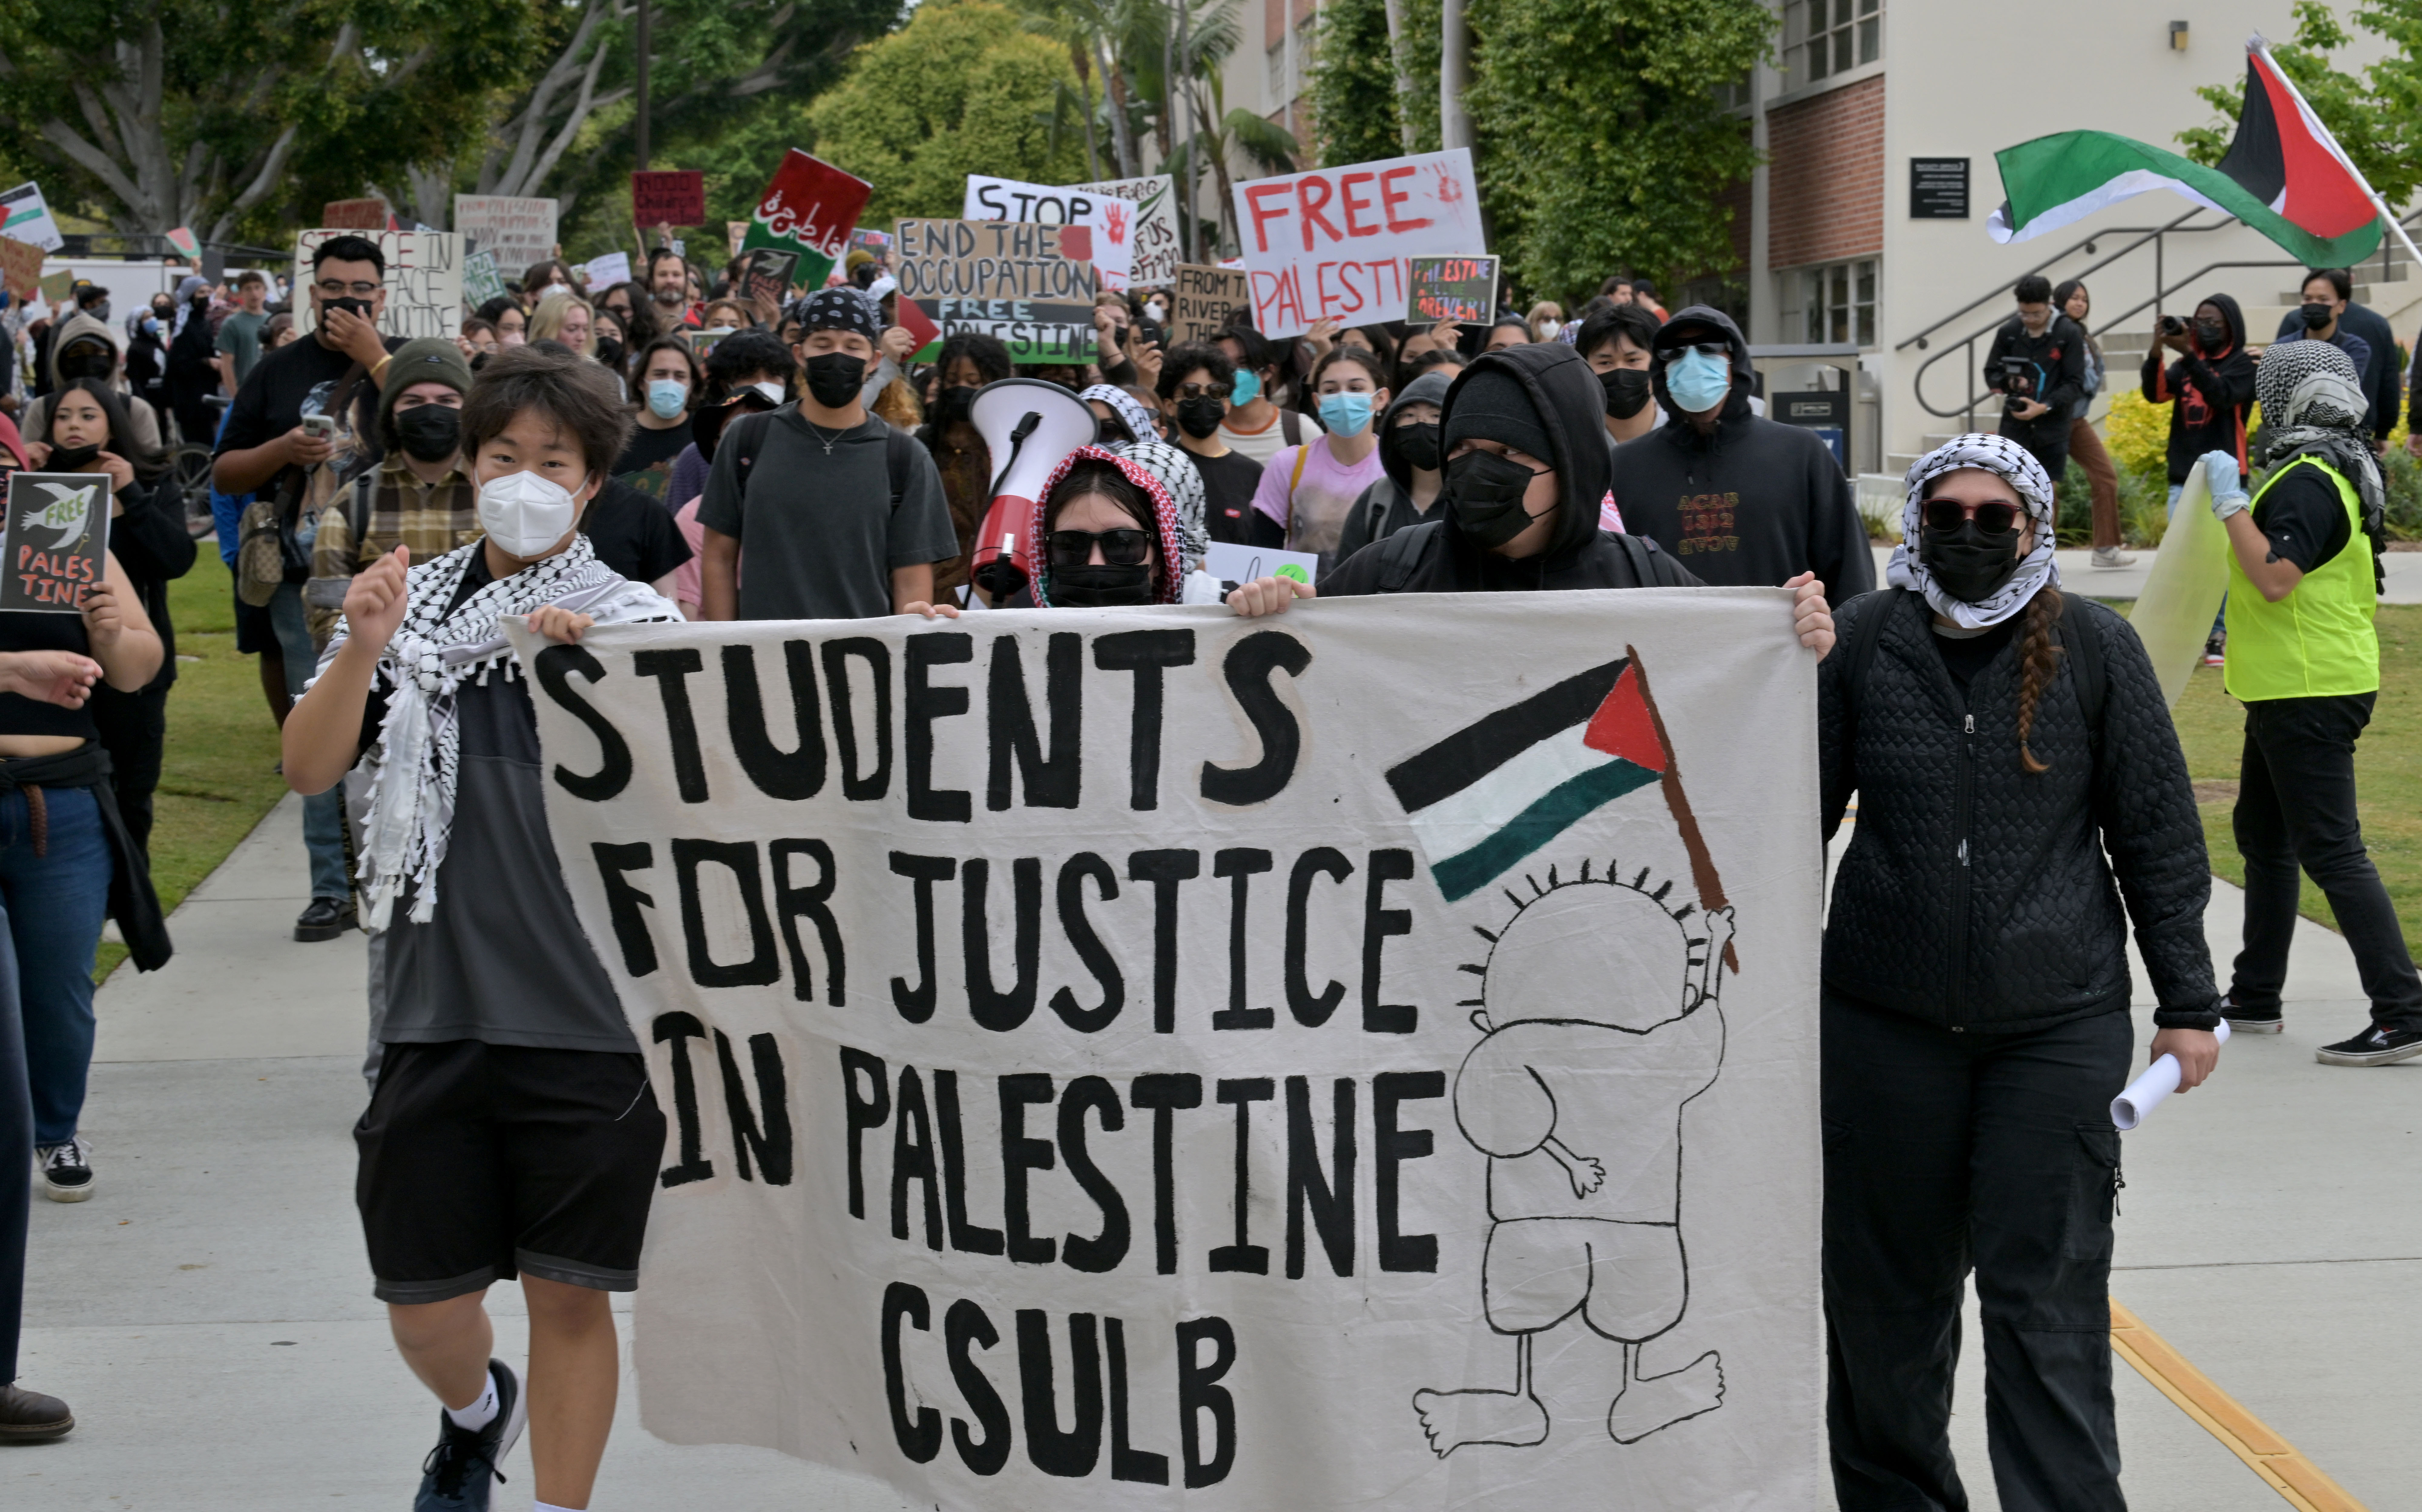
[1608,531,1660,586]
[348,468,377,562]
[1374,519,1437,592]
[884,421,915,509]
[1280,407,1301,447]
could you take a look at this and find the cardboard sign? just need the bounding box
[894,218,1099,364]
[632,170,707,227]
[463,249,506,309]
[2,473,109,613]
[1168,263,1252,345]
[743,150,873,291]
[0,183,64,253]
[0,236,43,303]
[1231,149,1485,338]
[504,591,1826,1512]
[294,229,463,340]
[963,175,1135,291]
[322,198,390,230]
[451,195,558,278]
[1075,174,1180,288]
[581,251,632,289]
[1406,254,1498,325]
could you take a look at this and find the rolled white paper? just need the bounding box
[2112,1018,2231,1129]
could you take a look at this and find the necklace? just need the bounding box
[803,418,850,456]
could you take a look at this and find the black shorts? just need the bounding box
[355,1039,666,1306]
[233,590,275,655]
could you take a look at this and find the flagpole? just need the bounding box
[2250,35,2422,266]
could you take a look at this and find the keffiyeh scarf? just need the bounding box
[1079,384,1209,570]
[317,537,679,929]
[1885,432,2062,629]
[1028,445,1188,606]
[2258,338,2386,587]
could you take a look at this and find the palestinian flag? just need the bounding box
[1987,38,2383,267]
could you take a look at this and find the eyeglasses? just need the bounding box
[1047,528,1152,567]
[1653,340,1728,363]
[1922,499,2023,535]
[1173,383,1224,400]
[314,278,381,298]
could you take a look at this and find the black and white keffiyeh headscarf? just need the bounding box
[316,536,679,929]
[1080,383,1210,571]
[1885,432,2062,629]
[2259,337,2385,548]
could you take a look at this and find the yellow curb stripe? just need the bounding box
[2109,1298,2368,1512]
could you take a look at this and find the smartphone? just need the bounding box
[300,415,336,441]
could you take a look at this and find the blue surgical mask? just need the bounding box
[1231,370,1261,406]
[646,379,688,420]
[1318,391,1375,437]
[1666,348,1732,414]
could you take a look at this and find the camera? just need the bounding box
[2158,314,2185,337]
[1998,355,2034,409]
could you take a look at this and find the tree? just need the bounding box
[1307,0,1441,165]
[806,0,1089,224]
[1464,0,1770,302]
[2177,0,2422,208]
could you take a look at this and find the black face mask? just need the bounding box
[45,442,101,472]
[804,351,867,408]
[2193,320,2229,350]
[1445,447,1552,550]
[322,295,373,324]
[2300,301,2335,330]
[395,403,461,463]
[1048,563,1153,606]
[1394,421,1441,472]
[1174,396,1225,439]
[57,354,112,382]
[1599,367,1653,420]
[595,337,624,368]
[1920,517,2025,604]
[932,385,978,426]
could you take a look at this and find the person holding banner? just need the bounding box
[1818,434,2219,1512]
[279,345,678,1512]
[2205,341,2422,1065]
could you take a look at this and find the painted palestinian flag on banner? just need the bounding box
[1389,652,1691,904]
[1987,38,2383,267]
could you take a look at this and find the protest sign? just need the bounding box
[1169,263,1252,345]
[743,150,872,291]
[1076,174,1180,288]
[728,221,750,259]
[322,198,389,230]
[633,170,707,228]
[895,218,1100,364]
[737,248,800,307]
[508,587,1825,1511]
[0,236,43,303]
[1231,149,1485,339]
[35,271,71,308]
[963,175,1135,291]
[581,251,632,289]
[2,473,109,612]
[1406,254,1498,326]
[294,229,463,340]
[452,195,558,276]
[463,249,507,309]
[1202,540,1318,587]
[165,227,202,261]
[0,183,64,253]
[850,227,894,268]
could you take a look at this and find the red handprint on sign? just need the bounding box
[1104,201,1129,246]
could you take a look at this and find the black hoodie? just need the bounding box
[1335,368,1454,561]
[1605,305,1875,597]
[1325,343,1700,595]
[2142,291,2254,483]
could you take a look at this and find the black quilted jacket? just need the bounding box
[1819,589,2220,1032]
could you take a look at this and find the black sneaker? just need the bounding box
[415,1358,525,1512]
[2315,1025,2422,1066]
[35,1137,93,1202]
[0,1383,73,1441]
[294,896,356,942]
[2221,998,2284,1034]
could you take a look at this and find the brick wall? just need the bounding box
[1766,74,1884,271]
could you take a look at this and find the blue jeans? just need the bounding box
[0,888,27,1384]
[0,786,112,1147]
[268,582,350,901]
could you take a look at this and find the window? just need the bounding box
[1801,258,1878,346]
[1787,0,1880,84]
[1713,69,1754,113]
[1268,40,1287,101]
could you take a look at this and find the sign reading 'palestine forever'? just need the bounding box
[505,587,1825,1510]
[894,218,1100,364]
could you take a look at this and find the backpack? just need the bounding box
[726,407,917,509]
[1840,587,2108,753]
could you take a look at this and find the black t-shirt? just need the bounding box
[1930,617,2021,691]
[215,332,398,499]
[1196,447,1279,547]
[2253,460,2353,574]
[580,477,693,585]
[612,417,694,506]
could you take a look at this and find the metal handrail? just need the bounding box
[1894,210,2220,355]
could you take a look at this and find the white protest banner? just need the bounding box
[507,587,1825,1511]
[580,251,632,289]
[293,229,462,340]
[451,195,557,276]
[1231,148,1485,339]
[0,182,65,253]
[964,174,1135,291]
[1076,174,1180,289]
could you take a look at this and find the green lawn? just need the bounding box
[2166,603,2422,941]
[97,552,289,980]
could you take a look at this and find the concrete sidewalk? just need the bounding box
[13,798,2420,1509]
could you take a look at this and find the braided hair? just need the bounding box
[2012,585,2066,774]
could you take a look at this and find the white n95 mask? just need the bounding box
[478,469,582,556]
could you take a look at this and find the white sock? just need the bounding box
[443,1367,499,1432]
[534,1503,583,1512]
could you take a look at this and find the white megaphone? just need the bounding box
[968,378,1098,603]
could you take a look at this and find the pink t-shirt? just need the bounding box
[671,495,708,610]
[1250,437,1388,559]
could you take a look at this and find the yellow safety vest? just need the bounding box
[2224,453,2378,700]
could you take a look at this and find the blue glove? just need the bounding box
[2202,450,2249,521]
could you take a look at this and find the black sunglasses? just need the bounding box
[1653,339,1728,363]
[1048,528,1152,567]
[1923,499,2022,536]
